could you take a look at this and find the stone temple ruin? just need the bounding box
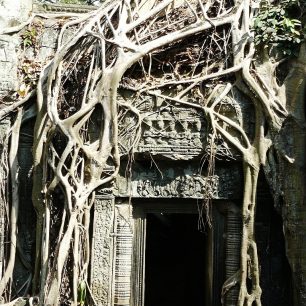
[0,1,301,306]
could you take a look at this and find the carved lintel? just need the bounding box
[134,174,219,198]
[118,104,207,159]
[114,162,243,199]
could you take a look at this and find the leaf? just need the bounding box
[23,38,32,47]
[17,83,29,97]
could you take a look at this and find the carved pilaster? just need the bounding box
[225,203,241,306]
[91,197,115,306]
[113,204,133,306]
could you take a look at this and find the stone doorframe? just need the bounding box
[90,196,135,306]
[90,196,241,306]
[131,200,214,306]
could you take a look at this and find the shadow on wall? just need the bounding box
[256,171,293,306]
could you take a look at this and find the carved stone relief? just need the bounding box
[116,87,256,161]
[34,0,99,12]
[91,198,114,306]
[114,162,242,199]
[91,200,134,306]
[135,174,218,198]
[138,107,206,160]
[113,204,133,306]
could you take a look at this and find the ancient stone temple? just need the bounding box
[87,90,292,306]
[0,1,304,306]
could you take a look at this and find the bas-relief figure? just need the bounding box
[138,107,208,160]
[135,175,219,198]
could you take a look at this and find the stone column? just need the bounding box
[225,203,241,306]
[91,198,134,306]
[113,203,133,306]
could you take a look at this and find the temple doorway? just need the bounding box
[144,213,209,306]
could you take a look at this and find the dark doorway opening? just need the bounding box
[145,213,208,306]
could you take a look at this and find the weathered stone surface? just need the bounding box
[0,35,19,94]
[113,162,243,199]
[117,87,255,161]
[0,0,32,29]
[91,198,114,306]
[113,204,133,306]
[37,28,58,61]
[136,107,207,160]
[91,199,134,306]
[33,1,96,14]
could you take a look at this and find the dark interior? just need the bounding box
[256,172,293,306]
[145,213,207,306]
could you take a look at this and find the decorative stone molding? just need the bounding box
[113,204,133,306]
[114,162,242,199]
[137,107,206,160]
[33,1,96,13]
[135,174,218,198]
[91,198,114,306]
[91,199,134,306]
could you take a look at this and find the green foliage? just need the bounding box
[21,21,44,50]
[21,27,38,48]
[253,0,305,55]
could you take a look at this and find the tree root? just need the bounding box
[0,109,23,296]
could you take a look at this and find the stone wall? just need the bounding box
[0,0,32,29]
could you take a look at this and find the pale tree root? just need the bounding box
[0,109,23,297]
[238,162,262,306]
